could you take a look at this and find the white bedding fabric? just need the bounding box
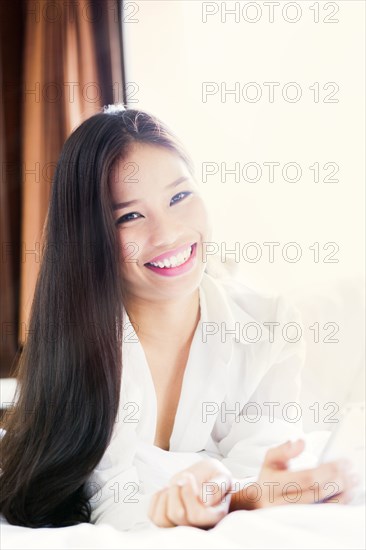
[1,502,365,550]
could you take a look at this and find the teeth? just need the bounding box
[149,246,193,268]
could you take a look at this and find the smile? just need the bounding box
[146,244,193,268]
[144,243,197,277]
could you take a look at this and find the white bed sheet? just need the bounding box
[1,501,365,550]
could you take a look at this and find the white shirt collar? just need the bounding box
[122,271,268,368]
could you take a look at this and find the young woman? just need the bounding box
[0,106,356,530]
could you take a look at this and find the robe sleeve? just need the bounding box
[86,423,156,531]
[87,464,154,531]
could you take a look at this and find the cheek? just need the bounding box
[186,198,212,236]
[117,230,144,268]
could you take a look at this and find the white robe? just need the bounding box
[88,270,319,531]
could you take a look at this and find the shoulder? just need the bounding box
[203,265,299,327]
[227,278,300,324]
[201,263,305,358]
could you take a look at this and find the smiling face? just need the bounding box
[110,142,212,303]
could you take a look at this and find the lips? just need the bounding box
[144,243,197,277]
[144,243,196,267]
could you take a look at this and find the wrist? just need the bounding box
[229,483,260,512]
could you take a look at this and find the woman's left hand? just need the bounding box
[148,459,233,528]
[229,439,358,511]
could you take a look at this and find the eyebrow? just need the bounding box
[112,176,189,211]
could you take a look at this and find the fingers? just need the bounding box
[149,478,192,528]
[322,487,357,505]
[166,481,189,525]
[290,459,356,497]
[169,459,233,508]
[255,457,360,507]
[149,485,189,528]
[263,439,305,470]
[148,471,231,528]
[290,460,352,496]
[148,489,175,528]
[179,474,229,528]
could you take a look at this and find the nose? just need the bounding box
[148,213,185,250]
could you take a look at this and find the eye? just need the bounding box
[115,212,143,225]
[170,191,192,206]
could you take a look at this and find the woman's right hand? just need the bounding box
[230,439,360,511]
[148,458,233,528]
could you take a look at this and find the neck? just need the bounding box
[125,288,200,348]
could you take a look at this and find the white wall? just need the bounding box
[122,0,365,294]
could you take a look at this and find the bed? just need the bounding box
[1,498,365,550]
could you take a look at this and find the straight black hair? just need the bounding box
[0,107,193,527]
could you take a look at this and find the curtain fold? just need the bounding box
[0,0,25,376]
[0,42,16,374]
[19,0,125,345]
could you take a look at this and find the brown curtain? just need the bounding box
[1,0,125,374]
[0,0,25,376]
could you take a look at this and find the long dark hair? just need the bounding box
[0,107,193,527]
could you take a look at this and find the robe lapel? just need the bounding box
[121,309,157,445]
[169,275,233,452]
